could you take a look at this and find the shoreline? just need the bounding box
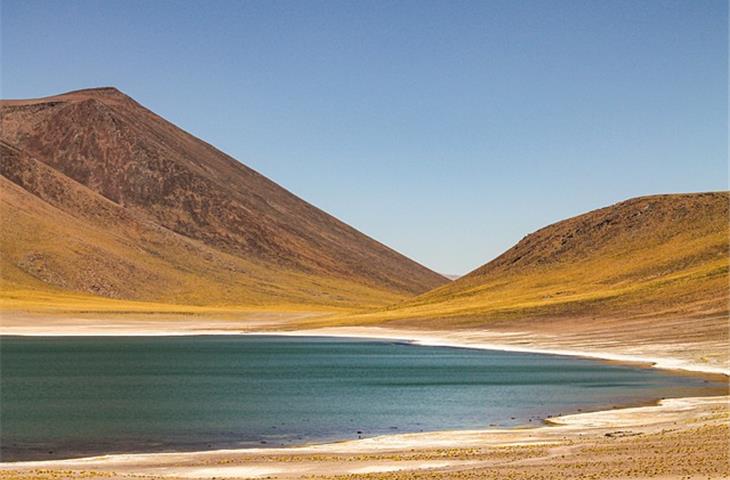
[1,395,727,478]
[4,324,728,378]
[2,391,723,465]
[2,324,728,478]
[245,327,730,380]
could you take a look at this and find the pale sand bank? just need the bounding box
[254,326,730,377]
[0,311,312,336]
[0,320,730,376]
[2,317,727,377]
[1,396,727,479]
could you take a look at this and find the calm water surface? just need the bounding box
[0,335,721,461]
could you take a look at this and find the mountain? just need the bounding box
[0,87,447,311]
[343,192,729,326]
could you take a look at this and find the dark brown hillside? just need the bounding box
[467,192,728,278]
[0,87,446,308]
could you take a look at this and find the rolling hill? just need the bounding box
[336,192,729,327]
[0,87,447,312]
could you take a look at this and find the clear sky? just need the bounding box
[2,0,727,275]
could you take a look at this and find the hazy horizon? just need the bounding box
[2,0,727,274]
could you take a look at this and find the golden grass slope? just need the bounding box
[0,157,402,312]
[328,192,729,327]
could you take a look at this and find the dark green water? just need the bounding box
[0,335,721,461]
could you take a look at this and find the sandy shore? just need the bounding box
[1,396,727,479]
[0,310,313,336]
[3,315,727,376]
[261,326,730,377]
[1,319,728,479]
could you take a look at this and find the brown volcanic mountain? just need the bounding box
[0,87,446,309]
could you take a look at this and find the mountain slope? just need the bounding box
[0,87,447,310]
[336,192,729,325]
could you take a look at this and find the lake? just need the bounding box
[0,335,720,461]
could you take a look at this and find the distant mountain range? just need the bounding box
[0,87,447,310]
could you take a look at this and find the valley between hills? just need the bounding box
[1,87,728,372]
[1,88,728,480]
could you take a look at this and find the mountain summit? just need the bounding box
[0,87,447,309]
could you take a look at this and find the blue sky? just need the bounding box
[2,0,727,274]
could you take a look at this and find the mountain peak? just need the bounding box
[62,86,127,98]
[0,86,132,109]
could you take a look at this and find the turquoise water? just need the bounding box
[0,335,721,461]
